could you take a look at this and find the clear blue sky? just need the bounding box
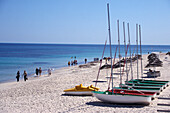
[0,0,170,45]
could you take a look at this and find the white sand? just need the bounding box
[0,53,170,113]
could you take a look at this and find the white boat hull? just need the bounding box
[64,91,92,96]
[93,93,151,104]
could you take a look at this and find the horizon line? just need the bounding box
[0,42,169,46]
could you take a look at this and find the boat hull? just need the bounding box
[109,89,157,98]
[133,79,169,86]
[93,91,151,104]
[114,87,160,94]
[121,84,164,91]
[126,81,166,88]
[135,79,169,83]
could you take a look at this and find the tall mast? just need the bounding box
[107,3,113,93]
[136,24,139,79]
[123,22,128,81]
[117,20,122,86]
[127,23,133,80]
[139,25,143,78]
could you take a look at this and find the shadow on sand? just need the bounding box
[92,80,107,83]
[158,97,170,100]
[86,101,148,108]
[112,72,122,75]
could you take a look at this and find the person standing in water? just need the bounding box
[105,58,108,64]
[23,70,28,81]
[48,68,51,76]
[68,61,70,66]
[35,68,39,76]
[85,58,87,64]
[39,67,42,76]
[16,71,20,82]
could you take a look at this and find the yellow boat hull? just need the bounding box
[64,84,99,96]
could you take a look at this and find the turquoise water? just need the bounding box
[0,43,170,83]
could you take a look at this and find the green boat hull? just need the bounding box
[131,79,169,84]
[126,81,166,86]
[121,84,163,91]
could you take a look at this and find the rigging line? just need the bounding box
[128,46,136,80]
[108,46,118,90]
[117,20,122,88]
[123,22,128,82]
[132,47,136,58]
[139,25,143,79]
[121,44,130,83]
[128,23,133,80]
[95,39,107,87]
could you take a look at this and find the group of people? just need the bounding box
[36,67,52,77]
[36,67,51,76]
[16,67,52,82]
[68,60,78,66]
[35,67,42,76]
[68,57,88,66]
[68,56,78,66]
[16,70,28,82]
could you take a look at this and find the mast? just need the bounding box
[117,20,122,86]
[139,25,143,78]
[127,23,133,80]
[123,22,128,81]
[136,24,139,79]
[107,3,113,93]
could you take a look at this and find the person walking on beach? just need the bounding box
[85,58,87,64]
[39,67,42,76]
[35,68,39,76]
[71,61,74,65]
[23,70,28,81]
[74,60,77,65]
[105,58,108,64]
[48,68,51,76]
[68,61,70,66]
[16,71,20,82]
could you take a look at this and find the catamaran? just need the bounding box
[124,24,169,90]
[114,22,161,94]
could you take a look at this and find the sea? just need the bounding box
[0,43,170,83]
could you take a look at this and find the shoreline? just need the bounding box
[0,60,87,84]
[0,52,165,85]
[0,53,170,112]
[1,43,169,84]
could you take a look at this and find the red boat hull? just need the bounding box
[108,89,156,96]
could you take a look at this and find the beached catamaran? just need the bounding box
[117,23,161,93]
[109,20,160,95]
[109,21,168,94]
[123,24,169,90]
[93,3,152,104]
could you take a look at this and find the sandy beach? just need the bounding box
[0,53,170,113]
